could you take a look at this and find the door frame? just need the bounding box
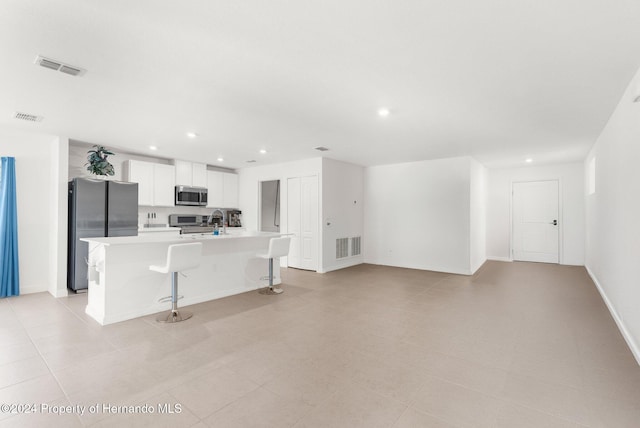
[257,179,281,233]
[509,178,563,264]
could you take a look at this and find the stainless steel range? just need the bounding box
[168,214,214,234]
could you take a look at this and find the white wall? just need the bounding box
[486,163,585,265]
[238,157,322,269]
[322,158,364,272]
[584,66,640,363]
[49,137,69,297]
[470,159,487,273]
[364,157,473,275]
[0,129,66,295]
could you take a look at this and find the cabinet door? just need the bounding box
[127,160,153,206]
[207,170,224,207]
[222,173,238,208]
[153,164,176,207]
[174,160,192,186]
[192,163,207,187]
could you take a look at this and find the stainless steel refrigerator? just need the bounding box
[67,178,138,292]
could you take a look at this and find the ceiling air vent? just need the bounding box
[314,146,329,152]
[13,112,43,122]
[34,55,86,77]
[38,58,62,71]
[60,65,83,76]
[246,160,257,163]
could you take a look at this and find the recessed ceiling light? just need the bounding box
[377,108,390,117]
[525,158,533,163]
[246,160,257,163]
[217,157,224,162]
[149,145,158,151]
[314,146,330,152]
[259,149,267,154]
[186,132,198,138]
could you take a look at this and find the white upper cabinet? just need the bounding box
[174,160,191,186]
[175,160,207,187]
[125,160,175,207]
[153,163,176,207]
[207,171,238,208]
[126,160,153,206]
[207,170,223,207]
[223,173,239,208]
[192,163,207,187]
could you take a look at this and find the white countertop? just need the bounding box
[137,226,180,233]
[81,231,280,246]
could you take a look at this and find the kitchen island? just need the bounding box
[81,231,281,325]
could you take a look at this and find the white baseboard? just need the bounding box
[322,258,364,273]
[585,265,640,366]
[19,285,48,295]
[487,256,512,262]
[49,288,69,298]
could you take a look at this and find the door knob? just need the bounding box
[551,219,558,225]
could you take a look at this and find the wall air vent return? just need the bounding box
[13,112,43,122]
[351,236,361,256]
[314,146,330,152]
[336,238,349,259]
[34,55,86,77]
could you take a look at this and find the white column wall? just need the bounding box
[49,137,69,297]
[486,163,585,265]
[0,129,63,295]
[584,66,640,363]
[470,159,487,274]
[364,157,472,275]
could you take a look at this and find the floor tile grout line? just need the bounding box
[5,294,87,427]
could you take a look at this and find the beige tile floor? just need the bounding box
[1,261,639,427]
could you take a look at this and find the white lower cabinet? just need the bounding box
[125,160,175,207]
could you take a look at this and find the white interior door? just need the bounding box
[300,175,318,270]
[287,177,301,268]
[512,180,559,263]
[287,175,318,271]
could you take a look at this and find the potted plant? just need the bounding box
[86,145,115,177]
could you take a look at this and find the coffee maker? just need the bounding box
[226,210,242,227]
[208,209,224,227]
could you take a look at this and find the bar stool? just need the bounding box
[150,242,202,323]
[257,237,291,295]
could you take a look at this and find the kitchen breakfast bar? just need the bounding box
[81,231,281,325]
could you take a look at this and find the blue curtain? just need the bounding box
[0,157,19,297]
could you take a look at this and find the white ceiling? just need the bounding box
[1,0,640,169]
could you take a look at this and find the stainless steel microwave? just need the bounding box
[175,186,208,206]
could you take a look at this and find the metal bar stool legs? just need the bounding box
[259,257,283,294]
[150,242,202,323]
[257,237,291,295]
[157,272,193,323]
